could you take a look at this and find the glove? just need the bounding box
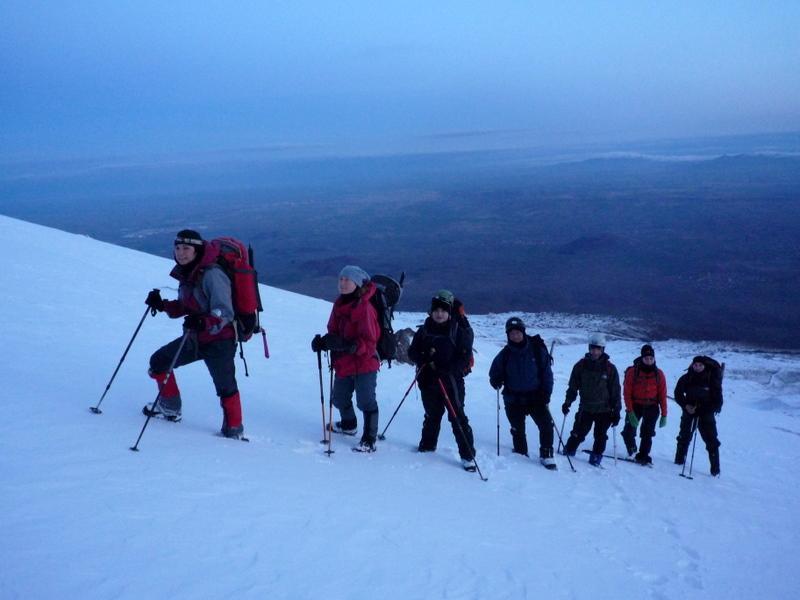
[145,289,164,312]
[626,411,639,429]
[323,333,357,354]
[490,379,502,390]
[685,404,697,415]
[561,402,570,415]
[183,314,205,332]
[659,415,668,428]
[311,334,326,353]
[611,412,621,427]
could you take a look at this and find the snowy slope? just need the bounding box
[1,214,798,600]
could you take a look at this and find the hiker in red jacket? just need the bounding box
[620,344,667,465]
[143,229,244,439]
[312,266,381,452]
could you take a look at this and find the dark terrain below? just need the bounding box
[3,136,799,349]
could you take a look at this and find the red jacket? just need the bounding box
[326,282,380,377]
[623,358,667,415]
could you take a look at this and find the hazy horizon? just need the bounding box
[2,1,799,162]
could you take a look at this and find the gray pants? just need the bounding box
[332,371,379,441]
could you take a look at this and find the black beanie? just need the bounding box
[174,229,204,247]
[641,344,655,358]
[505,317,526,335]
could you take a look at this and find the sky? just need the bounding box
[2,1,800,161]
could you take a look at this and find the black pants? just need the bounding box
[621,403,660,457]
[564,411,613,456]
[150,335,237,398]
[503,392,554,456]
[676,408,720,454]
[419,375,475,460]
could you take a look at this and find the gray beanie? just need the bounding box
[339,265,370,287]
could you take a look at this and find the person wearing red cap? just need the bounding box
[143,229,245,439]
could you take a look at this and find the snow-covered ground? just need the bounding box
[1,214,798,600]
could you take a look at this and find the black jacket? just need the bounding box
[674,369,723,413]
[408,315,473,389]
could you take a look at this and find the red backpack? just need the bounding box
[207,237,263,342]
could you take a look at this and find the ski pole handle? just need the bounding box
[262,329,270,358]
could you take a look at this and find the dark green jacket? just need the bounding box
[565,353,622,415]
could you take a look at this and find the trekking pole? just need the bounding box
[130,330,191,452]
[549,411,576,472]
[436,377,488,482]
[612,424,618,467]
[90,303,154,414]
[680,417,700,480]
[496,389,500,456]
[377,370,419,440]
[317,349,328,444]
[325,351,334,456]
[557,414,567,454]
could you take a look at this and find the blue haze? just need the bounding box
[2,1,799,162]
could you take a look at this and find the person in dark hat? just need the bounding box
[408,290,477,471]
[311,265,381,452]
[143,229,245,439]
[673,356,723,476]
[620,344,668,465]
[489,317,556,469]
[561,333,622,466]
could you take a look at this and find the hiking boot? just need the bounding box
[634,453,653,466]
[142,399,182,422]
[539,447,557,469]
[461,458,477,472]
[221,424,244,439]
[626,444,637,458]
[353,439,376,453]
[674,447,687,465]
[588,452,603,467]
[709,450,720,476]
[561,437,579,457]
[328,419,358,435]
[540,457,557,470]
[417,443,437,453]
